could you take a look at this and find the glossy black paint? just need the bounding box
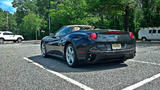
[41,26,136,63]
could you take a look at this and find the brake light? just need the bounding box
[90,33,97,40]
[129,32,134,39]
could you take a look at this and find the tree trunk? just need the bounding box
[124,6,129,31]
[35,30,37,40]
[99,11,105,28]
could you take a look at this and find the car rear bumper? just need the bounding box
[77,48,136,62]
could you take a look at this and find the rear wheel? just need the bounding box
[117,59,126,63]
[41,42,49,58]
[0,38,4,44]
[17,38,22,43]
[65,44,78,67]
[142,37,147,42]
[13,41,17,43]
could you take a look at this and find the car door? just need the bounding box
[3,32,14,40]
[152,29,157,40]
[46,26,73,56]
[46,29,63,56]
[157,30,160,40]
[8,32,15,40]
[148,30,157,40]
[46,35,61,55]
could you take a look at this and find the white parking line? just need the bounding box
[23,57,93,90]
[128,59,160,66]
[122,73,160,90]
[122,59,160,90]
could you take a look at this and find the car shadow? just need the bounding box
[22,40,41,45]
[0,41,16,44]
[28,55,128,73]
[0,40,41,45]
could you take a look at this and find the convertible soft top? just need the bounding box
[67,25,94,29]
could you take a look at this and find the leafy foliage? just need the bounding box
[0,9,17,32]
[0,9,6,30]
[0,0,160,39]
[49,0,100,32]
[20,13,44,40]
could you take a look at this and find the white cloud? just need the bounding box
[2,1,12,7]
[0,0,16,13]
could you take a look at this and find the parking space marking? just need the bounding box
[128,59,160,66]
[122,73,160,90]
[122,59,160,90]
[23,57,93,90]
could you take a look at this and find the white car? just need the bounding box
[138,27,160,41]
[0,31,24,44]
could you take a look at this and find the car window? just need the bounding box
[62,27,73,35]
[153,30,156,33]
[55,27,73,37]
[55,26,66,37]
[3,33,13,35]
[158,30,160,33]
[149,30,152,33]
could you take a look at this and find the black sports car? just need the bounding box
[41,25,136,67]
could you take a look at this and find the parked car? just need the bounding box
[138,27,160,41]
[0,31,24,44]
[41,25,136,67]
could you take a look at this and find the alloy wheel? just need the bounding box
[18,38,22,43]
[41,42,46,57]
[142,38,146,42]
[66,46,75,66]
[0,39,4,44]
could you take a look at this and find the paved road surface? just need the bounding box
[0,41,160,90]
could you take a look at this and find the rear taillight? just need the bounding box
[90,33,97,40]
[129,32,134,39]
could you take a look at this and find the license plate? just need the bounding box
[112,44,121,49]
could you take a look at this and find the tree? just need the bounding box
[0,9,6,30]
[0,9,17,32]
[49,0,100,32]
[8,14,17,32]
[20,13,43,40]
[12,0,38,33]
[10,0,160,39]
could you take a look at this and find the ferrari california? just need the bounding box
[41,25,136,67]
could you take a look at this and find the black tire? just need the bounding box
[65,44,79,67]
[41,42,49,58]
[17,38,22,43]
[112,58,126,64]
[0,38,4,44]
[117,59,126,63]
[142,37,147,42]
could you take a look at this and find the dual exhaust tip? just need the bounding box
[87,53,96,62]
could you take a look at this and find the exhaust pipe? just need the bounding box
[87,53,96,62]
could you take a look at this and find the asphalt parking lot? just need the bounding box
[1,41,160,90]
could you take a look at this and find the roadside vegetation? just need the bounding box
[0,0,160,40]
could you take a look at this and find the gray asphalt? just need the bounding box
[0,41,160,90]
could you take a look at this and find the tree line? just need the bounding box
[0,0,160,40]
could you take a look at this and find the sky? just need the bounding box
[0,0,16,14]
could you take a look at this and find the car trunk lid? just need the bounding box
[89,29,133,42]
